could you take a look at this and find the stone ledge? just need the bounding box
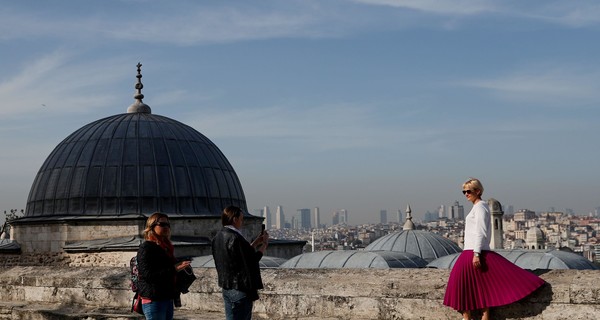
[0,267,598,319]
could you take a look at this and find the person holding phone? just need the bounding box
[211,206,269,320]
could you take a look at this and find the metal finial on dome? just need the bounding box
[127,62,152,113]
[403,204,415,230]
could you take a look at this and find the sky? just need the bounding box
[1,0,599,225]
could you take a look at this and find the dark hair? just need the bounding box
[222,206,243,226]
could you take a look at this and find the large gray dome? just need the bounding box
[281,250,428,269]
[365,230,462,262]
[25,65,246,220]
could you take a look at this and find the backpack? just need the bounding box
[130,255,139,292]
[129,255,143,314]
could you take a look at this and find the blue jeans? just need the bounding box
[141,299,174,320]
[222,289,253,320]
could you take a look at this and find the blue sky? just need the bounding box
[1,0,599,224]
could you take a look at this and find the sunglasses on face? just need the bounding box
[462,189,475,195]
[155,222,171,228]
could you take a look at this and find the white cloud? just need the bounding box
[0,52,133,117]
[458,66,600,105]
[351,0,498,15]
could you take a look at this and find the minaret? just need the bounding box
[488,198,504,249]
[403,204,415,230]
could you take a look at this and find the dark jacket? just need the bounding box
[211,227,263,300]
[137,241,177,301]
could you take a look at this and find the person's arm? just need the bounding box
[471,203,489,269]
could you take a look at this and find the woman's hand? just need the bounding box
[175,260,191,271]
[473,256,481,270]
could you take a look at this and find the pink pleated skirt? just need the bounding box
[443,250,545,311]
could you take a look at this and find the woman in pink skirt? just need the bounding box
[443,178,545,320]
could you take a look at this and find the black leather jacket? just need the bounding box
[137,241,177,301]
[211,227,263,300]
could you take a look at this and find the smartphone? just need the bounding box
[261,224,266,234]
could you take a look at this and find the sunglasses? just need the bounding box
[462,189,475,195]
[155,222,171,228]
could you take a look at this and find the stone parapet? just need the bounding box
[0,267,598,319]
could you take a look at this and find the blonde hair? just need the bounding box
[143,212,171,241]
[463,177,484,196]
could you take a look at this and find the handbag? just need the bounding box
[176,266,197,294]
[131,292,144,315]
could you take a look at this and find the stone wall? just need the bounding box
[10,220,142,253]
[0,266,598,319]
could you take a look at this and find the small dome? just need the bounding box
[365,230,462,262]
[427,249,598,271]
[526,227,545,243]
[281,250,428,269]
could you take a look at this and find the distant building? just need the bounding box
[526,227,546,250]
[297,209,311,230]
[448,201,464,220]
[340,209,348,224]
[514,209,536,222]
[438,205,445,219]
[275,205,285,229]
[313,207,321,229]
[332,211,339,226]
[263,206,271,229]
[380,210,387,224]
[397,209,403,223]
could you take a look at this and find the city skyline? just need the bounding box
[250,199,591,227]
[1,1,599,224]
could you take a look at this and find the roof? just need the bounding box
[63,235,210,252]
[24,65,246,220]
[365,229,462,262]
[280,250,429,269]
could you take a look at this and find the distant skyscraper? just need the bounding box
[332,211,339,225]
[380,210,388,224]
[263,206,271,229]
[340,209,348,224]
[297,208,311,230]
[275,205,285,229]
[397,209,403,223]
[313,207,321,229]
[449,201,464,220]
[438,205,445,219]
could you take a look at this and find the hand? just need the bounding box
[258,231,269,253]
[473,256,481,270]
[175,260,191,271]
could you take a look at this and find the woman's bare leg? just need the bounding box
[481,307,490,320]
